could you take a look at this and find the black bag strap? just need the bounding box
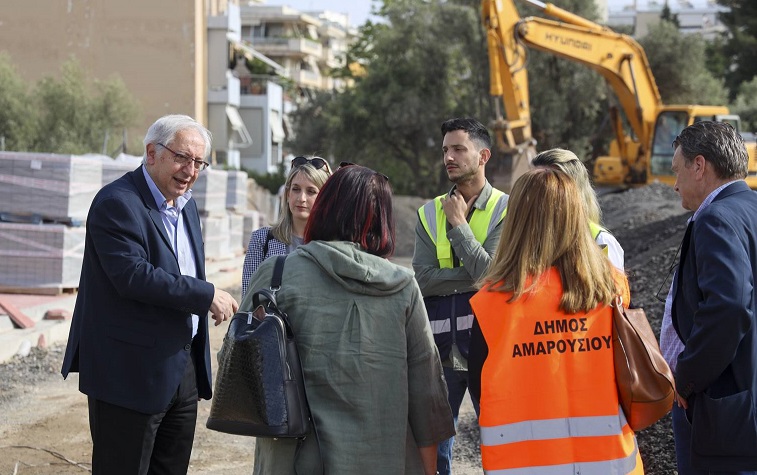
[262,228,273,257]
[249,256,286,312]
[270,254,286,292]
[262,255,324,473]
[250,256,291,335]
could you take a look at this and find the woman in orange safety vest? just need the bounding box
[468,168,643,474]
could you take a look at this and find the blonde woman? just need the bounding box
[241,156,331,296]
[468,168,642,474]
[532,148,625,271]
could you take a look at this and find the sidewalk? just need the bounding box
[0,254,243,364]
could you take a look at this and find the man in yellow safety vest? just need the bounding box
[412,117,508,475]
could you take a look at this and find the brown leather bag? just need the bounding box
[612,298,675,431]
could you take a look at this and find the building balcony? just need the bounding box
[208,75,241,107]
[251,37,322,57]
[292,69,321,88]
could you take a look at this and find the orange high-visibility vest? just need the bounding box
[470,268,643,474]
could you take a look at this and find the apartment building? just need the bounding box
[607,0,728,39]
[239,5,356,97]
[210,2,285,171]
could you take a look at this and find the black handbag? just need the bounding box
[206,255,312,438]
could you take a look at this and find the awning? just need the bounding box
[225,105,253,147]
[270,112,286,143]
[228,36,286,74]
[282,114,293,137]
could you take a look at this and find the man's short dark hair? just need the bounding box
[441,117,492,151]
[673,121,748,180]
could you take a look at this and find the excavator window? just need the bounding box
[650,112,688,176]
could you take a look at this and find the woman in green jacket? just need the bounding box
[241,164,455,475]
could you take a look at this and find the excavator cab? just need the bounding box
[647,107,757,186]
[649,111,688,180]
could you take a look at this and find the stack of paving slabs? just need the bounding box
[0,152,102,223]
[0,222,85,289]
[248,178,279,220]
[193,168,228,214]
[201,212,232,260]
[195,168,233,260]
[241,210,266,251]
[97,153,142,187]
[226,170,248,212]
[228,212,245,254]
[0,152,101,291]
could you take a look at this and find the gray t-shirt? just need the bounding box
[288,235,304,253]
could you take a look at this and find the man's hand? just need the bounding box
[209,288,239,326]
[441,192,477,228]
[675,391,688,410]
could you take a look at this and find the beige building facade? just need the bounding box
[0,0,211,140]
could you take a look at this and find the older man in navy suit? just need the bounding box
[61,115,238,475]
[671,121,757,474]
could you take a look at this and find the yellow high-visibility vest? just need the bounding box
[418,189,508,268]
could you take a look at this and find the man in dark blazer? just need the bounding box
[671,121,757,474]
[61,114,238,475]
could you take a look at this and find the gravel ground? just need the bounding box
[0,183,687,474]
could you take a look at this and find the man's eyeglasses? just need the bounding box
[157,143,209,171]
[338,161,389,181]
[292,156,331,173]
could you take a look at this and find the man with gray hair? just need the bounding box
[62,114,238,475]
[668,120,757,474]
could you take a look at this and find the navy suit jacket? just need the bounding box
[672,180,757,471]
[61,166,215,415]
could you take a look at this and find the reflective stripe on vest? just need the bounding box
[428,313,474,335]
[470,267,641,474]
[482,441,638,475]
[418,189,508,269]
[480,408,630,446]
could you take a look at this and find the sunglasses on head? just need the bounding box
[339,161,389,181]
[292,156,330,172]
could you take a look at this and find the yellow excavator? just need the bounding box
[482,0,757,189]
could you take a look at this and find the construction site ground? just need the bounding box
[0,187,687,474]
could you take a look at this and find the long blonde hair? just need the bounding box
[479,168,616,313]
[270,163,330,244]
[531,148,602,223]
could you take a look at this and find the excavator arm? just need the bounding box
[483,0,757,189]
[482,0,536,188]
[483,0,663,185]
[514,10,662,144]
